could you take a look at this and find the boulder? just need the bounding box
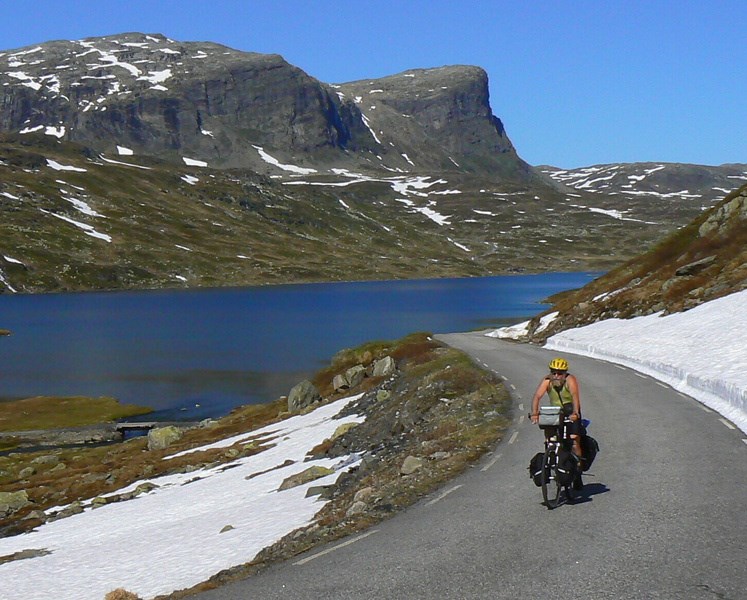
[0,490,30,516]
[331,422,359,440]
[333,365,367,391]
[332,373,349,391]
[305,484,334,499]
[31,454,60,465]
[287,380,322,412]
[147,426,183,451]
[376,389,392,402]
[345,365,366,388]
[91,496,109,509]
[345,500,367,517]
[52,501,84,521]
[353,486,375,503]
[134,482,159,496]
[278,465,335,491]
[675,256,716,277]
[372,356,396,377]
[18,467,35,479]
[23,509,47,522]
[104,589,142,600]
[400,456,425,475]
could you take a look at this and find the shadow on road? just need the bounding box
[569,482,609,505]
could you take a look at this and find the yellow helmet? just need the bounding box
[549,357,568,371]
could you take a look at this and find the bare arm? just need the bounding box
[530,378,550,423]
[566,374,581,420]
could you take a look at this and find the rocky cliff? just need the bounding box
[0,33,530,177]
[336,65,534,177]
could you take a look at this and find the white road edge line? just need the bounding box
[508,431,519,445]
[742,439,747,446]
[294,529,379,565]
[425,484,463,507]
[481,453,502,472]
[634,373,647,379]
[718,418,736,430]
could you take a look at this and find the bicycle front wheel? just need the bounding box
[541,448,562,509]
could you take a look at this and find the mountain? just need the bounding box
[0,32,745,294]
[0,33,530,177]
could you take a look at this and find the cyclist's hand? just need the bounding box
[529,413,539,424]
[569,413,579,422]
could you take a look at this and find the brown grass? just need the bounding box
[0,396,152,431]
[105,589,142,600]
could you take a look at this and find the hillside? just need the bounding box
[522,182,747,341]
[1,33,745,294]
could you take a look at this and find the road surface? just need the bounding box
[196,332,747,599]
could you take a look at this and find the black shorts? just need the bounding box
[561,404,583,436]
[565,419,583,436]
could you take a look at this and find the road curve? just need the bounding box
[196,332,747,600]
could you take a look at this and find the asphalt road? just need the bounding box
[196,332,747,600]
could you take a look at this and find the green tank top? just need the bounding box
[546,378,574,408]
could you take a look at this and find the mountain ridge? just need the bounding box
[0,33,530,178]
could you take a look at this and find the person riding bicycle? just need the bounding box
[529,357,585,478]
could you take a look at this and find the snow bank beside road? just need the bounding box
[490,289,747,435]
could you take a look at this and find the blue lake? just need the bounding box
[0,273,598,420]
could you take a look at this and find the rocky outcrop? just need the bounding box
[0,425,122,448]
[332,355,397,392]
[698,190,747,236]
[337,65,533,176]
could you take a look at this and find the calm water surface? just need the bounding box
[0,273,598,420]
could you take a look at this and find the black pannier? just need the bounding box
[580,435,599,471]
[555,448,578,485]
[528,452,545,486]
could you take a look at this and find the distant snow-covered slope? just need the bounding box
[540,162,747,208]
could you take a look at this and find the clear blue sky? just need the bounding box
[2,0,744,168]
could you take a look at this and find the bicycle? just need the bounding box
[532,406,580,509]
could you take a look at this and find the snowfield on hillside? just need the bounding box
[0,395,365,600]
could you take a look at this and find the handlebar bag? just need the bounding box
[538,405,561,427]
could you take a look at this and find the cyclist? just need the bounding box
[529,357,584,487]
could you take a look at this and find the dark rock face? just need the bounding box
[337,66,524,174]
[0,33,529,177]
[0,34,377,170]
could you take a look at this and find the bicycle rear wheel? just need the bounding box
[541,448,562,509]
